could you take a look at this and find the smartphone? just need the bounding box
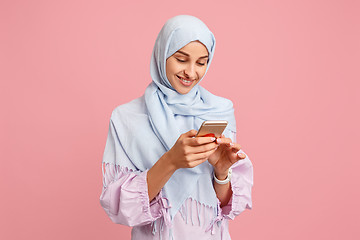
[196,120,228,138]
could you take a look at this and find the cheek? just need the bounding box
[198,67,207,79]
[166,60,179,78]
[165,61,173,81]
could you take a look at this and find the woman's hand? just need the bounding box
[208,135,246,179]
[165,129,218,170]
[147,129,217,201]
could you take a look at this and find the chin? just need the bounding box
[178,90,190,95]
[176,85,196,95]
[170,77,199,94]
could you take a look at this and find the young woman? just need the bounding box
[100,15,253,240]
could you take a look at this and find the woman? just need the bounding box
[100,15,253,239]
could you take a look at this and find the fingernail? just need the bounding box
[217,138,221,143]
[229,143,234,147]
[211,137,216,142]
[238,153,245,158]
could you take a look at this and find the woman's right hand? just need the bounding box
[147,129,218,201]
[165,129,218,170]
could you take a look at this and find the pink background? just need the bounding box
[1,0,359,239]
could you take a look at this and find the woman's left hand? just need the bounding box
[208,135,246,179]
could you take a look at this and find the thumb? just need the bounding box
[183,129,198,138]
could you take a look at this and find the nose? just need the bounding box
[184,63,197,80]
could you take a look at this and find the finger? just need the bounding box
[229,151,246,162]
[187,136,216,146]
[237,151,247,159]
[215,137,232,145]
[186,158,208,168]
[182,129,198,138]
[224,149,246,163]
[189,142,218,154]
[189,148,217,162]
[227,143,241,152]
[227,152,242,163]
[185,153,213,168]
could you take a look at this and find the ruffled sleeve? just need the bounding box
[100,164,169,226]
[221,150,253,219]
[99,119,170,227]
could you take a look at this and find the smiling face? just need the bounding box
[166,41,209,94]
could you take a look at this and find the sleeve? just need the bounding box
[100,164,168,226]
[221,131,254,219]
[99,119,169,227]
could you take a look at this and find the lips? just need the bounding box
[177,75,194,86]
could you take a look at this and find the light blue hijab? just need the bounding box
[104,15,236,219]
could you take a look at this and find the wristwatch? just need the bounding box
[214,168,232,184]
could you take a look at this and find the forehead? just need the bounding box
[176,41,209,57]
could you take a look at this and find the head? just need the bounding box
[150,15,216,95]
[166,41,209,94]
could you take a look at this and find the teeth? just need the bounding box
[179,76,191,83]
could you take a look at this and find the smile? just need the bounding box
[177,75,194,86]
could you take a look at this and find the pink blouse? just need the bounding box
[99,152,253,240]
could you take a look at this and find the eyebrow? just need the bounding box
[176,50,209,59]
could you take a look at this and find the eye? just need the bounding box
[197,62,206,66]
[176,58,186,63]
